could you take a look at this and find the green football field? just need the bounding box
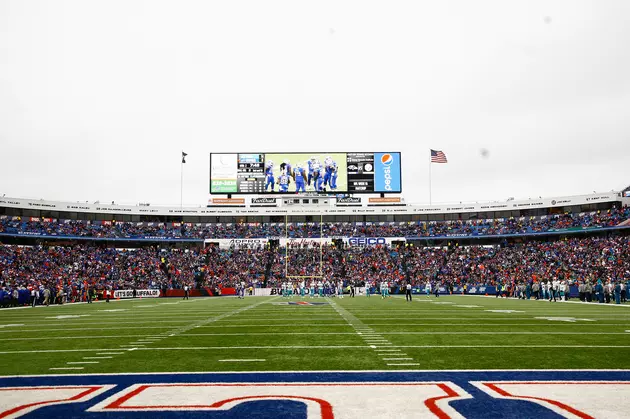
[1,295,630,376]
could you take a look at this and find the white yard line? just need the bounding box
[83,357,113,359]
[218,359,266,362]
[387,363,420,366]
[49,367,84,370]
[0,335,158,341]
[67,361,99,365]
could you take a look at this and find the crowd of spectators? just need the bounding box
[2,232,629,306]
[1,206,628,240]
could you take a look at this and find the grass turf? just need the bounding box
[1,295,630,375]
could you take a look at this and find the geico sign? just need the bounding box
[347,237,386,246]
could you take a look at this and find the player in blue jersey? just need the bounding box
[314,167,325,192]
[265,160,275,192]
[293,164,306,192]
[280,160,292,177]
[278,170,291,192]
[307,157,321,189]
[323,156,338,191]
[293,163,307,193]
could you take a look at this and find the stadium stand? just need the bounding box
[1,193,629,306]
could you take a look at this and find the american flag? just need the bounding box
[430,149,447,163]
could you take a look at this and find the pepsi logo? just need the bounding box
[381,154,393,165]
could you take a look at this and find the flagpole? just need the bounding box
[429,152,432,205]
[180,151,184,209]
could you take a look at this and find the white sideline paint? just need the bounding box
[0,324,24,328]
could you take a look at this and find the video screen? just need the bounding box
[209,152,401,194]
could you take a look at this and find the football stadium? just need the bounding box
[1,187,630,418]
[3,2,630,417]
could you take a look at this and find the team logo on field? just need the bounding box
[1,371,630,418]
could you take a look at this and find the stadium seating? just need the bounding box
[1,234,628,306]
[0,206,628,240]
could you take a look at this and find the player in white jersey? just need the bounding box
[317,280,324,297]
[337,281,344,298]
[365,280,371,297]
[425,281,431,296]
[300,280,305,298]
[281,282,287,298]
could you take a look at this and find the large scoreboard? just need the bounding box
[209,152,401,194]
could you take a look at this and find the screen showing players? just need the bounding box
[209,152,401,194]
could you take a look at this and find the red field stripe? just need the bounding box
[484,383,595,419]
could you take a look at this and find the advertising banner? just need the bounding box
[113,289,160,299]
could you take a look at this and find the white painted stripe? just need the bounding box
[218,359,266,362]
[387,363,420,366]
[96,352,124,355]
[49,367,84,370]
[0,335,159,341]
[383,358,414,360]
[67,361,99,364]
[83,357,113,359]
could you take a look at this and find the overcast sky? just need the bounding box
[1,0,629,206]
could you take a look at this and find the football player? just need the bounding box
[323,156,338,191]
[293,163,307,193]
[265,160,275,192]
[278,170,291,192]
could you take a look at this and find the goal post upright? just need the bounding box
[283,210,325,281]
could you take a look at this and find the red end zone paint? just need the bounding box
[477,381,630,419]
[96,382,469,418]
[0,386,109,419]
[211,396,333,419]
[425,383,461,419]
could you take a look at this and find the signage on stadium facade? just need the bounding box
[205,238,270,249]
[209,198,246,205]
[343,237,406,246]
[336,197,362,204]
[368,197,402,204]
[251,197,277,206]
[113,289,160,299]
[2,371,630,418]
